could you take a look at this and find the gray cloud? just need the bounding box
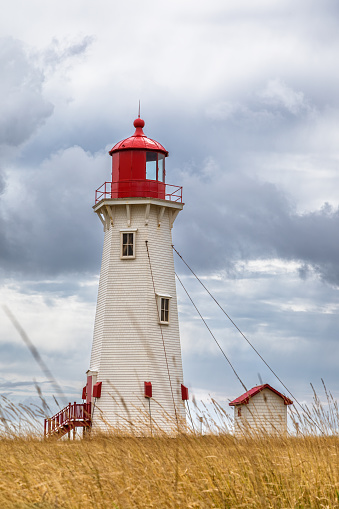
[41,35,95,71]
[0,338,90,392]
[0,38,53,148]
[1,111,338,292]
[0,0,339,408]
[0,146,107,278]
[0,171,5,195]
[178,259,339,402]
[175,168,339,286]
[0,379,49,389]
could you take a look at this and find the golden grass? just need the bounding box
[0,432,339,508]
[1,385,339,508]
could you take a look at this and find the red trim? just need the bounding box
[86,375,92,404]
[229,384,293,406]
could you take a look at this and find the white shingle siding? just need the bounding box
[89,199,185,433]
[234,389,288,435]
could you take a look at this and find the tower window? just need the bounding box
[160,298,169,323]
[156,293,172,324]
[121,232,135,259]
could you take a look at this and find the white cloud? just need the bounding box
[259,78,311,115]
[206,79,312,124]
[0,281,96,353]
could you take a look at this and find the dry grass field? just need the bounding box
[1,392,339,509]
[0,432,339,508]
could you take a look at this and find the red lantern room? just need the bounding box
[95,116,182,204]
[107,117,168,200]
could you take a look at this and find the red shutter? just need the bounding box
[144,381,152,398]
[82,386,87,400]
[181,384,189,401]
[93,382,102,398]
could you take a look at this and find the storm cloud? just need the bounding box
[176,168,339,286]
[0,37,53,148]
[0,0,339,407]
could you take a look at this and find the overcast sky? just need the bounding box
[0,0,339,417]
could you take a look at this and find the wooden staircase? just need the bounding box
[44,402,91,439]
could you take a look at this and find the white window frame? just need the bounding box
[120,229,137,259]
[156,293,172,324]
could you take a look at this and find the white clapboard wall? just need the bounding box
[89,198,185,433]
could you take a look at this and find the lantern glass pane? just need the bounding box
[146,152,157,180]
[158,154,165,182]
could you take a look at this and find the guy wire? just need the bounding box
[146,240,179,430]
[175,271,247,393]
[173,245,324,434]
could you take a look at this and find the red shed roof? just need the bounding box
[229,384,293,406]
[109,117,168,156]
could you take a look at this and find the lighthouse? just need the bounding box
[86,115,186,432]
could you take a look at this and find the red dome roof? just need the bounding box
[109,118,168,156]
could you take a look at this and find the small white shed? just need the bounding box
[229,384,293,435]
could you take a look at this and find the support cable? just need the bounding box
[175,271,247,393]
[173,246,324,434]
[145,241,179,430]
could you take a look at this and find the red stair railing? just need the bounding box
[44,402,91,437]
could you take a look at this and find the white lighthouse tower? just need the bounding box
[85,115,187,433]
